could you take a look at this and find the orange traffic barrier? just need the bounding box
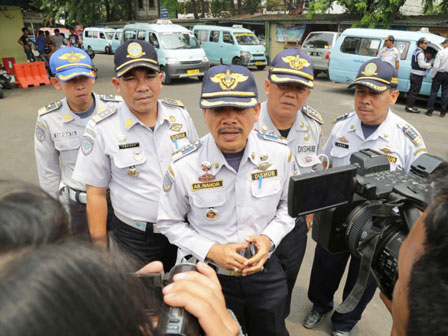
[13,62,50,88]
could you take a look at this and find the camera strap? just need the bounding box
[336,201,402,314]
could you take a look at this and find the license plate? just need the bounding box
[255,61,263,65]
[187,69,200,75]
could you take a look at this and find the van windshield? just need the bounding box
[234,33,259,45]
[160,32,200,49]
[303,32,335,49]
[106,32,114,40]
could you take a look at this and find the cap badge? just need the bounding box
[127,42,146,59]
[58,51,86,63]
[361,63,378,76]
[282,55,310,70]
[210,69,248,91]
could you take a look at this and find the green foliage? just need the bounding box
[423,0,448,14]
[243,0,262,13]
[161,0,183,18]
[307,0,407,28]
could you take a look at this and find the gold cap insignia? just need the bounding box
[282,55,311,70]
[361,63,378,76]
[210,70,248,91]
[58,51,86,63]
[127,42,146,59]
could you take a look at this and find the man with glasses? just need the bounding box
[255,48,323,320]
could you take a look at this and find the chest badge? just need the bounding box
[205,208,218,220]
[169,115,176,122]
[304,134,310,141]
[338,136,349,143]
[170,123,183,132]
[118,133,126,143]
[380,147,393,155]
[199,161,215,182]
[134,150,144,162]
[128,166,139,177]
[256,162,272,171]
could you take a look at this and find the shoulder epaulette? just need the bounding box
[99,94,122,102]
[172,141,202,162]
[90,105,117,124]
[256,130,288,145]
[303,105,323,125]
[401,124,423,146]
[38,101,62,115]
[332,112,350,124]
[161,98,185,108]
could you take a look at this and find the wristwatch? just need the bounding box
[262,235,275,252]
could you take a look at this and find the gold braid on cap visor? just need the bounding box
[200,98,258,107]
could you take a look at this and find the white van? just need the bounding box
[122,21,209,84]
[83,27,115,54]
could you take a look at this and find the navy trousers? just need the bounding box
[307,244,378,332]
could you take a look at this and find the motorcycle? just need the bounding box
[86,48,99,76]
[0,68,13,99]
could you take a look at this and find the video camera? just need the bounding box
[132,264,203,336]
[288,149,444,302]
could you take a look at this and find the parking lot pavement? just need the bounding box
[1,54,446,336]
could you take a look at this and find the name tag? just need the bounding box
[297,145,316,153]
[170,132,187,141]
[335,142,349,149]
[251,169,278,181]
[192,180,224,191]
[54,131,77,138]
[119,142,140,150]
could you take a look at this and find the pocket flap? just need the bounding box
[251,178,281,198]
[192,190,226,208]
[54,137,80,151]
[113,149,147,168]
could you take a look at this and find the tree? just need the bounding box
[422,0,448,13]
[161,0,182,18]
[243,0,262,14]
[307,0,407,28]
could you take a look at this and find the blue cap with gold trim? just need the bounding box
[49,47,95,81]
[417,37,430,45]
[200,65,258,109]
[348,58,398,92]
[114,40,160,77]
[268,48,314,88]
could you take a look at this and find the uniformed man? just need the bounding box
[157,64,296,336]
[405,37,432,113]
[34,46,121,235]
[255,48,323,318]
[303,59,427,336]
[426,37,448,118]
[73,40,198,270]
[378,35,400,71]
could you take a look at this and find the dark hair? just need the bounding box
[45,30,50,36]
[54,28,60,33]
[22,27,28,32]
[0,241,155,336]
[38,30,43,36]
[408,162,448,336]
[0,181,69,252]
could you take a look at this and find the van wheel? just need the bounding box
[105,46,111,54]
[161,66,171,85]
[256,65,265,70]
[232,57,242,65]
[313,70,321,77]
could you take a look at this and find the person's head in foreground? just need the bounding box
[383,162,448,336]
[348,58,399,125]
[199,64,260,153]
[0,180,68,252]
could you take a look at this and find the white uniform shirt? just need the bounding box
[34,93,120,197]
[378,47,400,67]
[256,101,323,173]
[431,47,448,78]
[324,110,427,172]
[73,99,199,222]
[157,131,296,261]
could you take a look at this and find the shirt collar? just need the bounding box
[121,102,144,131]
[350,109,394,141]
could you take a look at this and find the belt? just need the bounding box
[114,211,160,233]
[69,188,87,204]
[211,264,243,277]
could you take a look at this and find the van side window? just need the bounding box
[93,31,98,38]
[115,32,122,40]
[100,32,105,39]
[137,31,146,40]
[223,32,233,44]
[149,33,159,48]
[85,31,91,38]
[340,37,381,56]
[196,30,208,43]
[210,31,220,43]
[124,31,136,41]
[395,41,410,60]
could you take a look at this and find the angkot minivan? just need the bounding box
[122,21,209,84]
[329,28,445,96]
[83,27,115,54]
[192,25,267,70]
[302,31,340,77]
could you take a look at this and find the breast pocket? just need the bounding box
[54,137,80,151]
[113,149,147,169]
[191,190,226,221]
[251,178,282,217]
